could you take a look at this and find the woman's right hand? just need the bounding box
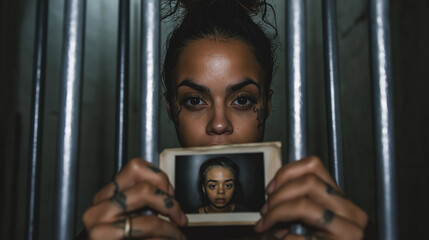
[82,158,188,239]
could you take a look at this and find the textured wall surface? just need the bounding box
[1,0,428,239]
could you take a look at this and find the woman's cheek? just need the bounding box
[232,111,264,140]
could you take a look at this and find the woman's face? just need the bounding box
[169,38,272,147]
[203,166,235,209]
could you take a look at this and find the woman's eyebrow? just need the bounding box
[176,79,211,95]
[227,78,261,94]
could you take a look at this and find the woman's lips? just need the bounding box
[215,198,226,203]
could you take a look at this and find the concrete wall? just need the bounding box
[1,0,428,239]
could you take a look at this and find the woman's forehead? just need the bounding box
[173,38,264,92]
[206,166,234,179]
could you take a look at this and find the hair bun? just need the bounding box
[178,0,265,14]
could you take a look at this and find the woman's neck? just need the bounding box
[204,203,235,213]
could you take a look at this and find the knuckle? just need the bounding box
[276,165,290,178]
[82,207,96,227]
[92,192,104,204]
[128,158,144,172]
[151,170,170,187]
[136,182,154,195]
[159,171,170,184]
[306,155,322,169]
[355,208,369,228]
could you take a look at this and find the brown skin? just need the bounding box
[169,38,270,146]
[201,166,236,213]
[83,38,368,239]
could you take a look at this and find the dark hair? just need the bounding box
[197,156,241,207]
[162,0,277,115]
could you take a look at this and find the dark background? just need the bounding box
[1,0,428,239]
[175,153,265,213]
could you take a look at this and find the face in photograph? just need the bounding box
[203,166,235,210]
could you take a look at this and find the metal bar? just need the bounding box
[369,0,398,239]
[114,0,130,173]
[322,0,344,189]
[286,0,307,163]
[53,0,86,239]
[140,0,160,165]
[26,0,48,238]
[286,0,307,235]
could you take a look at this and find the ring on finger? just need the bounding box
[124,216,132,239]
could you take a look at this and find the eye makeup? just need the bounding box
[231,93,258,110]
[179,93,207,111]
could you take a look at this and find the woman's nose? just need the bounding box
[218,186,225,194]
[206,105,233,135]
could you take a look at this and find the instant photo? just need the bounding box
[159,142,282,226]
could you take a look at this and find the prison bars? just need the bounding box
[322,0,344,190]
[52,0,86,239]
[25,0,48,239]
[285,0,397,239]
[114,0,130,174]
[285,0,308,235]
[369,0,398,239]
[140,0,160,166]
[25,0,398,238]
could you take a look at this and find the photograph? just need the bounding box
[175,153,265,214]
[159,142,282,226]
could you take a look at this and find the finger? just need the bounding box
[88,215,186,240]
[93,158,175,204]
[255,197,363,239]
[282,234,325,240]
[262,173,368,229]
[83,182,187,229]
[266,156,340,195]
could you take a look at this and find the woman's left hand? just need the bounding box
[254,156,368,240]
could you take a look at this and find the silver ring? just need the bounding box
[124,216,132,239]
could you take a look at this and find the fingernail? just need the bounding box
[266,179,276,194]
[260,204,267,215]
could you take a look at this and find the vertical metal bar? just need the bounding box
[322,0,344,189]
[114,0,130,173]
[369,0,398,239]
[286,0,307,163]
[53,0,86,239]
[286,0,307,235]
[140,0,160,166]
[26,0,48,239]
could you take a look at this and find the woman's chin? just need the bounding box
[210,202,232,211]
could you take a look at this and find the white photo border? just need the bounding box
[159,142,282,226]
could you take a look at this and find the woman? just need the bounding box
[196,157,249,214]
[82,0,370,239]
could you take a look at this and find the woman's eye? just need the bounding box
[225,183,233,189]
[208,184,216,189]
[180,95,207,110]
[188,97,203,105]
[232,95,256,109]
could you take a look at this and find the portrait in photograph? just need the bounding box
[174,152,265,214]
[159,142,282,225]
